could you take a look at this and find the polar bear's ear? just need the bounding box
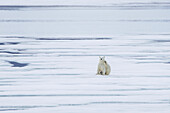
[99,56,101,59]
[102,56,105,59]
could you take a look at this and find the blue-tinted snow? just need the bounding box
[0,1,170,113]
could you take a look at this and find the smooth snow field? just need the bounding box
[0,1,170,113]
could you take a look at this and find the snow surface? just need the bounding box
[0,1,170,113]
[0,0,170,6]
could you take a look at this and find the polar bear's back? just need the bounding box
[104,61,111,75]
[105,64,111,75]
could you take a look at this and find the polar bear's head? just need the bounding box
[99,56,105,63]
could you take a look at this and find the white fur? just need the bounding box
[96,56,106,75]
[96,56,111,75]
[104,61,111,75]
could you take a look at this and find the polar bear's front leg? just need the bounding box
[102,69,106,75]
[96,68,100,75]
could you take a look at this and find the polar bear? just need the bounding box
[96,56,111,75]
[96,56,106,75]
[104,60,111,75]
